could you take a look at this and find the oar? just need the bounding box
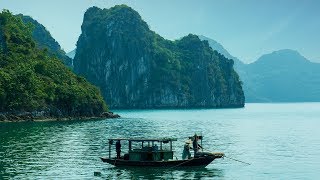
[224,156,251,165]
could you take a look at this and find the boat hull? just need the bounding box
[100,156,216,167]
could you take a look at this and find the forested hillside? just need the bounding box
[0,10,108,120]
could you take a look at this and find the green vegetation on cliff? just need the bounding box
[74,5,244,108]
[17,14,73,67]
[0,10,107,118]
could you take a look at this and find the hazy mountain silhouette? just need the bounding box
[201,36,320,102]
[243,49,320,102]
[67,49,76,59]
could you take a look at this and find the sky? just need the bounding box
[1,0,319,63]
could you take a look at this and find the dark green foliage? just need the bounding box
[17,14,73,67]
[198,35,245,71]
[0,10,107,116]
[74,5,244,108]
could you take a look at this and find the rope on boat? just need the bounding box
[224,156,251,165]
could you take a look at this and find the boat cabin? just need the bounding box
[101,135,224,167]
[107,138,177,161]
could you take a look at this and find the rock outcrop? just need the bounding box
[74,5,245,108]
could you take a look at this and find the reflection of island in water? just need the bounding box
[102,166,224,179]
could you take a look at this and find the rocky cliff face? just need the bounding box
[74,5,244,108]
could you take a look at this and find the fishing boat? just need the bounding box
[100,135,224,167]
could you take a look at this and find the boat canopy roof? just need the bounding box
[108,138,177,142]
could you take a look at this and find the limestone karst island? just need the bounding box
[1,1,320,179]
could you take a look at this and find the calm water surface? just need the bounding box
[1,103,320,179]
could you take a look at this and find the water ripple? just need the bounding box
[1,103,320,179]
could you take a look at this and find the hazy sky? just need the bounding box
[1,0,319,63]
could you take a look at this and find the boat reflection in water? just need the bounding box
[100,135,224,168]
[100,166,225,179]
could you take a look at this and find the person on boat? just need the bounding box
[193,134,202,156]
[182,140,192,160]
[152,144,158,151]
[115,140,121,159]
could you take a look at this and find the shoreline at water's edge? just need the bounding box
[108,104,245,110]
[0,111,120,123]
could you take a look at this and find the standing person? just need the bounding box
[116,140,121,159]
[182,140,193,160]
[193,134,199,157]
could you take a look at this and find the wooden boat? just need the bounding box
[100,136,224,167]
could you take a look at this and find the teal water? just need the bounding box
[1,103,320,179]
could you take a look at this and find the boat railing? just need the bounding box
[106,138,177,159]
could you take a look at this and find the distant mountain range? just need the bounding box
[201,36,320,102]
[66,49,76,59]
